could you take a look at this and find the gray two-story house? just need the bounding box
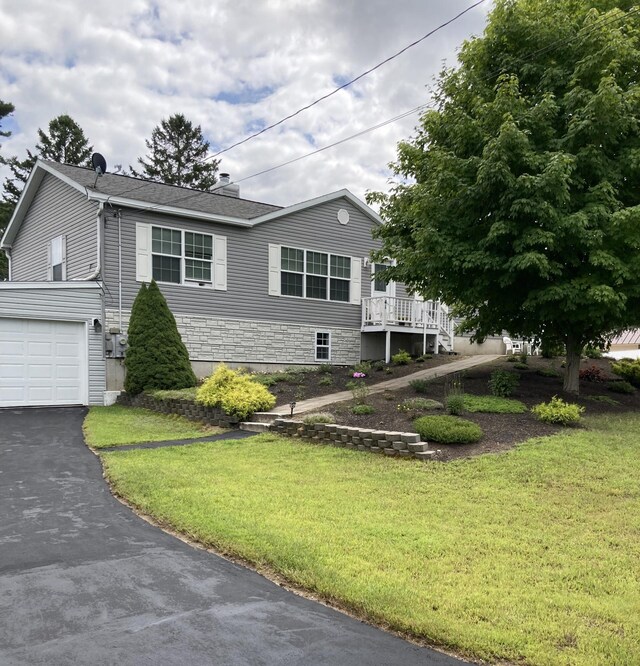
[0,159,453,406]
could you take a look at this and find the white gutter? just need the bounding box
[83,201,103,280]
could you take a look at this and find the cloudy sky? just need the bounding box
[0,0,490,208]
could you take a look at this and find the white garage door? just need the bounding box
[0,318,87,407]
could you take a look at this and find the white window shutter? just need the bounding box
[214,235,227,291]
[350,257,362,304]
[61,235,67,280]
[268,244,281,296]
[136,223,152,282]
[46,242,52,281]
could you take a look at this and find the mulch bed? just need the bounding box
[268,354,460,406]
[315,356,638,461]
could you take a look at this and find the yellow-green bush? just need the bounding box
[531,396,584,425]
[196,364,276,420]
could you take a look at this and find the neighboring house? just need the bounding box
[0,159,454,405]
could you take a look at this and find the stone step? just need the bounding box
[252,412,282,424]
[239,422,271,433]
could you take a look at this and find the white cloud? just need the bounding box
[0,0,490,207]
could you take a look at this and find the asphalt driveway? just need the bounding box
[0,407,468,666]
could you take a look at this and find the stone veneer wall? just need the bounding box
[117,392,237,428]
[270,419,434,461]
[106,309,361,365]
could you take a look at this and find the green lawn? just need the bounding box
[99,414,640,665]
[84,405,224,448]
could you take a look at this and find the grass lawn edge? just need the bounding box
[94,448,475,664]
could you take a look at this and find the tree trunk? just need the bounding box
[563,335,583,394]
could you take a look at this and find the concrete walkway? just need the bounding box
[269,355,501,416]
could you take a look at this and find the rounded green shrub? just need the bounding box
[488,369,519,397]
[413,415,483,444]
[409,378,432,393]
[611,358,640,384]
[391,349,412,365]
[124,281,196,395]
[513,362,529,370]
[531,396,584,425]
[446,394,466,415]
[351,404,375,415]
[197,363,276,420]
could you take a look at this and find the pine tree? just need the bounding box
[0,100,16,279]
[124,280,197,395]
[2,114,93,206]
[130,113,220,190]
[35,114,93,165]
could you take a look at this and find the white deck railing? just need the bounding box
[361,296,454,340]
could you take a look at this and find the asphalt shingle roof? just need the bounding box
[44,161,282,219]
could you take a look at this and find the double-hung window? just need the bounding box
[280,247,351,302]
[137,223,226,289]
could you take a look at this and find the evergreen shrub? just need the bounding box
[124,281,196,395]
[413,415,483,444]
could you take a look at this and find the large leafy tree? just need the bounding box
[130,113,220,190]
[124,280,197,395]
[369,0,640,393]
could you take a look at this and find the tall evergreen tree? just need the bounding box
[0,100,16,279]
[130,113,220,190]
[2,114,93,206]
[34,114,93,165]
[124,280,197,395]
[369,0,640,394]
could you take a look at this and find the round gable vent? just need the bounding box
[337,209,350,225]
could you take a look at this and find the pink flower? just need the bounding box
[352,372,367,378]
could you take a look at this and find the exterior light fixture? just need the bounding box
[290,401,296,416]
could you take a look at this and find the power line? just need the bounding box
[234,104,433,185]
[230,6,640,188]
[138,4,638,213]
[207,0,487,160]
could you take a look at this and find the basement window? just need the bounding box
[315,331,331,361]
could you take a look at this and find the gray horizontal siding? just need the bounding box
[11,174,98,281]
[103,197,384,329]
[0,285,105,405]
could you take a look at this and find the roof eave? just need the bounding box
[1,160,91,249]
[250,189,383,226]
[86,191,255,227]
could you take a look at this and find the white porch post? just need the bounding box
[385,330,391,364]
[423,312,427,356]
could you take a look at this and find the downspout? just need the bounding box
[117,209,122,331]
[84,202,103,280]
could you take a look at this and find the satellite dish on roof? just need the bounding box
[91,153,107,176]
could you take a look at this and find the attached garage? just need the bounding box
[0,283,105,407]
